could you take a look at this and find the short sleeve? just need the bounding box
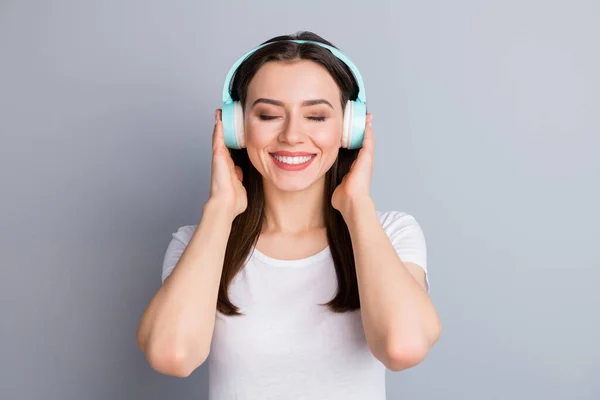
[378,211,430,292]
[161,225,197,283]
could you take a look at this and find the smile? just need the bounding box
[269,153,317,171]
[271,154,314,164]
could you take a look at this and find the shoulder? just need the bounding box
[161,224,198,283]
[375,210,428,287]
[170,224,198,246]
[376,210,424,236]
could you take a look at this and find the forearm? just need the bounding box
[342,198,441,370]
[138,199,233,376]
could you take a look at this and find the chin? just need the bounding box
[271,179,316,192]
[267,168,328,193]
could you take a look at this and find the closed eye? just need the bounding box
[259,115,326,122]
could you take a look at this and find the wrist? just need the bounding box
[340,196,376,221]
[203,197,237,224]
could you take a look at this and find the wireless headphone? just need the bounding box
[220,39,367,150]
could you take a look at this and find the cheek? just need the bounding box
[245,120,269,146]
[312,126,342,152]
[244,123,272,163]
[244,125,280,177]
[311,130,341,172]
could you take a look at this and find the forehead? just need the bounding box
[245,60,341,108]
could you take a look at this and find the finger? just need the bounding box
[362,113,374,154]
[212,109,219,150]
[234,166,243,182]
[212,109,224,153]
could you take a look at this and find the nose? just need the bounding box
[278,113,305,145]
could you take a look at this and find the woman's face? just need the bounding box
[243,60,343,192]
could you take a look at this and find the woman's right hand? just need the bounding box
[208,109,247,219]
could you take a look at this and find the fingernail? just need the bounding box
[215,110,219,123]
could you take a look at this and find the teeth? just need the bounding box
[273,155,313,165]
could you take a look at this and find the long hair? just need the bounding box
[218,31,361,316]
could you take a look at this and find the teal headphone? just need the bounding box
[221,39,367,150]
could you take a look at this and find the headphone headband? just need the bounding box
[221,39,366,105]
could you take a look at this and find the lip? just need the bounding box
[270,151,316,157]
[269,153,316,172]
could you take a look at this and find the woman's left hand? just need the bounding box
[332,113,375,217]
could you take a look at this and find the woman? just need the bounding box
[137,31,442,399]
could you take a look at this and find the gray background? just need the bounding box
[1,0,598,399]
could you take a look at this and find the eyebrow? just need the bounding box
[251,98,334,109]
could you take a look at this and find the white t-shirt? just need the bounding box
[161,210,429,400]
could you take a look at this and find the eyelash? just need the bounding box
[259,115,326,122]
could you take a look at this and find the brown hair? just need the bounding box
[218,31,362,316]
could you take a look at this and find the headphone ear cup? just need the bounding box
[341,101,366,149]
[341,101,354,149]
[221,102,238,149]
[233,101,245,149]
[347,100,366,149]
[221,102,245,149]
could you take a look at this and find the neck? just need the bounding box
[261,177,326,234]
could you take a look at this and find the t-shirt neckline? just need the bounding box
[250,245,332,267]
